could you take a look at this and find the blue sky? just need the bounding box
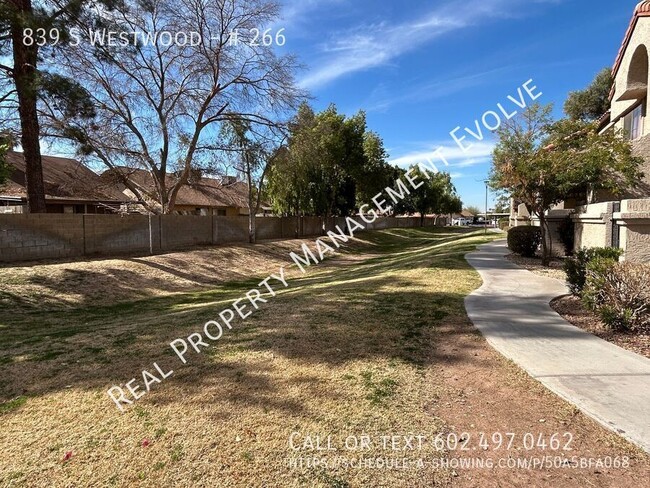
[277,0,637,209]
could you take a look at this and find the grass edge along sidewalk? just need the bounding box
[4,229,650,487]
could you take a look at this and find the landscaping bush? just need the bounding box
[586,262,650,332]
[563,247,623,295]
[557,215,575,256]
[507,226,541,257]
[498,218,510,231]
[581,256,619,310]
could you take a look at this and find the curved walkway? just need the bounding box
[464,240,650,453]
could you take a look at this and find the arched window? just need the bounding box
[628,45,648,90]
[619,44,649,101]
[621,45,649,139]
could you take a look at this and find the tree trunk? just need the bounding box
[11,0,46,213]
[245,158,256,243]
[539,213,550,266]
[420,213,425,227]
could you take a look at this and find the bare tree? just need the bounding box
[42,0,305,213]
[219,119,285,242]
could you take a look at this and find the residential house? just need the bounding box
[102,167,252,216]
[520,2,650,261]
[602,0,650,198]
[0,151,128,214]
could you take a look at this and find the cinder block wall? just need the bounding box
[0,213,440,263]
[85,214,159,255]
[0,214,84,261]
[161,215,212,249]
[255,217,283,240]
[214,216,250,244]
[572,202,614,252]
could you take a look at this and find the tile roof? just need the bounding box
[611,2,650,85]
[102,167,249,209]
[1,151,128,202]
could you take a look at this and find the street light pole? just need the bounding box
[484,180,488,235]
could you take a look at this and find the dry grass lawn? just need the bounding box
[0,228,648,487]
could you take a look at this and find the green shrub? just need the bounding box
[498,218,510,231]
[589,262,650,332]
[507,226,541,257]
[557,215,575,256]
[563,247,623,295]
[582,256,618,310]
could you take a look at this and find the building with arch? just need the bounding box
[606,0,650,196]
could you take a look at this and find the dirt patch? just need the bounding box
[435,316,650,487]
[0,229,647,487]
[0,237,369,310]
[551,295,650,360]
[505,253,567,281]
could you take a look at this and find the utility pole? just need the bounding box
[484,180,489,235]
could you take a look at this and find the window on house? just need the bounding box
[624,102,645,140]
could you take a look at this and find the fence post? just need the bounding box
[158,215,163,251]
[148,214,153,255]
[82,214,87,256]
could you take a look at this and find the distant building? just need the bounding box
[0,151,127,214]
[101,167,253,216]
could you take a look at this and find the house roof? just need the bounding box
[611,2,650,94]
[1,151,127,203]
[102,167,249,209]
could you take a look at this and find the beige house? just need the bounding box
[102,168,251,216]
[603,0,650,197]
[517,2,650,262]
[0,151,128,214]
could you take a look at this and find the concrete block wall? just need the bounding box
[214,216,249,244]
[0,214,84,261]
[255,217,283,240]
[281,217,300,238]
[0,213,442,263]
[161,215,212,249]
[85,214,159,255]
[302,217,322,236]
[572,202,614,252]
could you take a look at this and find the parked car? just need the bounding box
[452,217,469,226]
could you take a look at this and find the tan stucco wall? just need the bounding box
[611,17,650,195]
[618,198,650,262]
[621,224,650,262]
[611,17,650,125]
[572,202,613,251]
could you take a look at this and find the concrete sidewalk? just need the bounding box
[464,240,650,453]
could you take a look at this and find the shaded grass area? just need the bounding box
[0,227,498,487]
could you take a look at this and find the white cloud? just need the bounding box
[388,141,495,169]
[275,0,348,32]
[299,0,562,89]
[365,66,514,112]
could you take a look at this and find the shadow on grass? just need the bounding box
[0,228,500,413]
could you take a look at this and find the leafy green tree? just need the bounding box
[356,131,401,204]
[493,193,510,213]
[0,134,12,185]
[465,205,482,216]
[396,166,460,226]
[490,103,643,265]
[267,104,317,217]
[267,104,379,218]
[439,193,462,224]
[564,68,613,122]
